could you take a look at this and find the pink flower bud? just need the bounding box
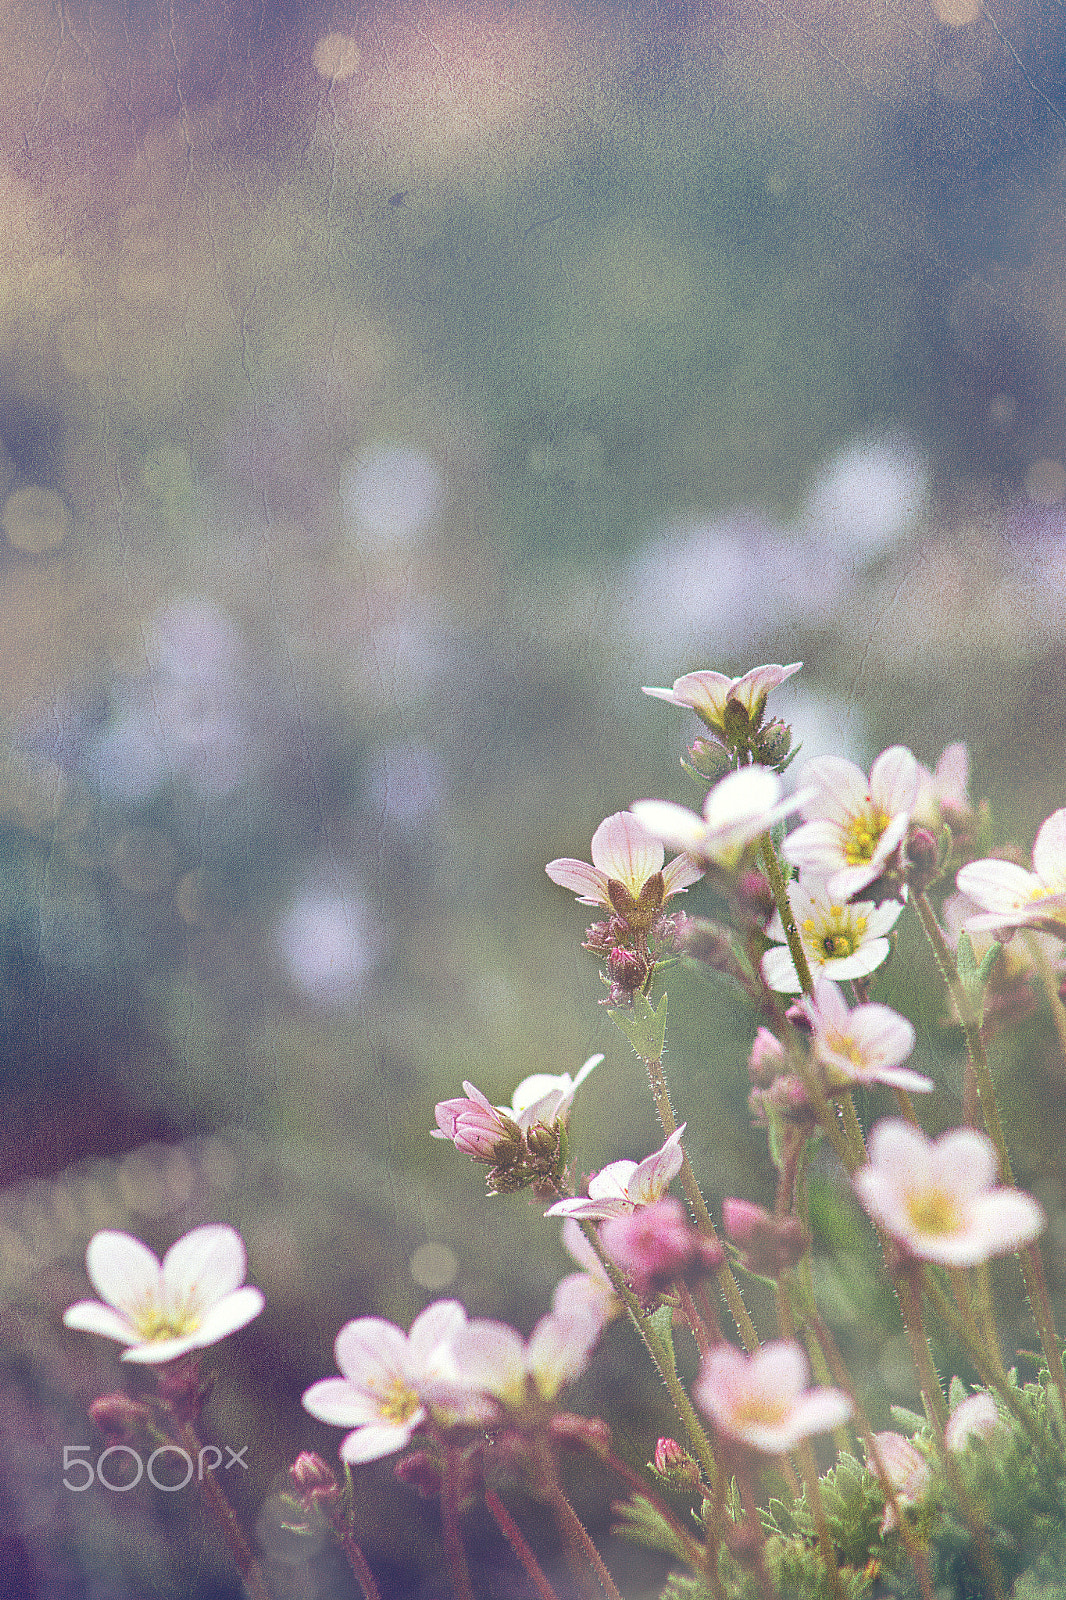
[748,1026,785,1086]
[721,1199,808,1278]
[433,1083,516,1161]
[653,1436,702,1489]
[89,1393,151,1441]
[599,1198,723,1299]
[607,946,647,992]
[549,1412,612,1454]
[289,1451,341,1504]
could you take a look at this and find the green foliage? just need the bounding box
[608,990,669,1062]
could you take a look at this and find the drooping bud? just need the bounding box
[89,1393,151,1441]
[721,1199,809,1278]
[549,1413,612,1455]
[905,826,940,892]
[600,1198,724,1300]
[748,1026,786,1086]
[394,1449,443,1498]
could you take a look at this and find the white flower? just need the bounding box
[761,880,902,993]
[631,767,813,871]
[506,1054,602,1131]
[63,1225,264,1364]
[449,1309,602,1410]
[544,1126,686,1219]
[944,1392,1002,1452]
[784,747,919,900]
[642,663,802,736]
[546,810,702,912]
[956,808,1066,937]
[800,978,933,1094]
[302,1301,477,1463]
[913,743,971,830]
[693,1339,852,1455]
[853,1119,1046,1267]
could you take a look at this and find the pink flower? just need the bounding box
[631,767,813,872]
[545,1126,686,1220]
[693,1339,852,1455]
[302,1301,478,1464]
[761,880,902,993]
[599,1196,723,1298]
[721,1199,808,1278]
[783,747,919,901]
[956,808,1066,937]
[63,1225,264,1364]
[866,1432,932,1532]
[852,1119,1046,1266]
[433,1081,516,1159]
[545,810,702,913]
[913,743,971,830]
[800,978,933,1094]
[642,663,802,738]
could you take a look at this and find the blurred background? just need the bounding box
[3,0,1066,1594]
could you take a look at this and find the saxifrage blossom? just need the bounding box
[302,1300,481,1464]
[783,746,919,901]
[544,1126,685,1220]
[693,1339,852,1455]
[63,1224,264,1364]
[434,1055,602,1151]
[956,807,1066,937]
[642,663,802,737]
[852,1119,1046,1266]
[800,978,933,1094]
[449,1307,602,1411]
[545,810,702,921]
[761,880,902,992]
[631,767,813,871]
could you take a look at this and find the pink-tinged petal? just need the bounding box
[869,746,919,815]
[784,1389,854,1445]
[807,978,849,1030]
[868,1064,935,1094]
[784,820,848,876]
[932,1128,1000,1200]
[561,1218,609,1276]
[461,1080,498,1112]
[190,1286,264,1347]
[661,853,704,897]
[652,670,733,719]
[866,1117,932,1176]
[552,1271,615,1326]
[63,1301,140,1344]
[956,860,1037,914]
[851,1166,908,1237]
[587,1161,639,1202]
[122,1332,206,1364]
[407,1300,467,1371]
[848,1004,916,1070]
[162,1224,246,1311]
[452,1320,528,1404]
[1033,808,1066,886]
[744,1340,811,1400]
[968,1190,1046,1255]
[935,744,970,811]
[589,812,664,888]
[527,1310,600,1398]
[302,1377,382,1428]
[703,766,783,826]
[641,683,688,706]
[797,756,872,826]
[945,1393,1000,1451]
[731,662,803,714]
[631,1126,686,1203]
[629,800,707,856]
[85,1231,161,1315]
[544,1195,632,1219]
[544,857,610,905]
[335,1318,409,1386]
[341,1418,422,1463]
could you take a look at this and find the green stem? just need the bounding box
[178,1422,271,1600]
[1026,930,1066,1068]
[485,1488,562,1600]
[642,1049,760,1351]
[542,1448,623,1600]
[579,1220,721,1493]
[796,1440,844,1600]
[761,835,815,996]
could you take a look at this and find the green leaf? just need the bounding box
[646,1302,677,1373]
[612,1492,700,1566]
[608,991,668,1063]
[957,932,1001,1023]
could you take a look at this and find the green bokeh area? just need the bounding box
[1,1,1066,1595]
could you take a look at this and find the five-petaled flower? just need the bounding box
[852,1119,1046,1266]
[545,810,702,928]
[783,747,919,902]
[693,1339,852,1455]
[544,1126,686,1220]
[631,767,813,872]
[956,807,1066,939]
[761,880,902,993]
[63,1224,265,1364]
[302,1301,480,1463]
[800,978,933,1094]
[642,663,802,741]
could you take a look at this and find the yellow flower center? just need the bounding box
[904,1187,961,1237]
[843,806,890,866]
[130,1294,200,1344]
[732,1392,790,1429]
[372,1375,423,1427]
[802,906,868,963]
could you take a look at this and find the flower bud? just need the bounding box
[607,946,647,993]
[748,1026,785,1086]
[394,1450,442,1498]
[652,1436,702,1491]
[905,826,940,892]
[752,718,794,770]
[89,1393,151,1441]
[685,737,732,783]
[682,918,748,985]
[289,1451,341,1505]
[600,1198,724,1299]
[735,870,774,926]
[549,1413,612,1455]
[721,1199,809,1278]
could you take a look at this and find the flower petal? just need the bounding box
[162,1224,247,1312]
[85,1231,161,1316]
[335,1318,409,1386]
[191,1286,265,1347]
[589,812,664,889]
[302,1376,382,1428]
[544,858,610,904]
[869,746,919,815]
[62,1300,140,1345]
[628,800,707,855]
[341,1418,422,1463]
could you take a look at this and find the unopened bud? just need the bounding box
[748,1026,785,1086]
[905,826,940,891]
[607,946,647,992]
[682,918,748,985]
[549,1413,612,1454]
[753,719,794,770]
[652,1437,702,1491]
[394,1450,442,1498]
[685,737,732,783]
[290,1451,341,1505]
[735,870,774,926]
[89,1394,150,1441]
[721,1199,809,1278]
